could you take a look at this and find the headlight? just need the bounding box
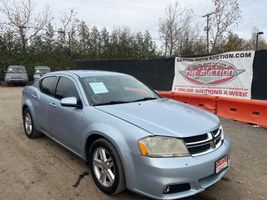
[5,75,10,79]
[138,136,190,157]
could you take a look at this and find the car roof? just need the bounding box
[47,70,127,78]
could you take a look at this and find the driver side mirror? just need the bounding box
[60,97,82,109]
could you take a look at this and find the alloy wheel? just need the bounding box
[93,147,115,187]
[24,112,32,135]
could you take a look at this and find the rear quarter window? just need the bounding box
[40,76,58,96]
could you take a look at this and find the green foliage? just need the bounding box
[0,21,159,76]
[223,32,245,51]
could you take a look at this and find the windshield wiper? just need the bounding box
[94,97,158,106]
[94,101,129,106]
[130,97,158,103]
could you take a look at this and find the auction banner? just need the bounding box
[172,51,255,99]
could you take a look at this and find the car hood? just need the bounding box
[95,98,220,138]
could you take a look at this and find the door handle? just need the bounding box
[49,102,57,107]
[31,94,37,98]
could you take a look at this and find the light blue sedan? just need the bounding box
[21,70,230,199]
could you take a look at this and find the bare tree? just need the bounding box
[57,9,79,52]
[242,27,267,50]
[159,2,193,56]
[209,0,242,53]
[0,0,50,51]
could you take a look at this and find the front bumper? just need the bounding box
[121,135,231,199]
[5,78,28,84]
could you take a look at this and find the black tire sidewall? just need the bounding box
[89,139,121,194]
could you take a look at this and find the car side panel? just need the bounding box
[48,97,83,153]
[36,92,55,132]
[81,107,150,159]
[47,75,86,153]
[80,106,152,190]
[22,86,38,126]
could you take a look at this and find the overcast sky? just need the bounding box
[34,0,267,45]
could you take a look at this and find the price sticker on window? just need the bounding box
[89,82,109,94]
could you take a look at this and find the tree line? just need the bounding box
[159,0,267,56]
[0,2,158,74]
[0,0,266,75]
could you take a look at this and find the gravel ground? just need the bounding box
[0,86,266,200]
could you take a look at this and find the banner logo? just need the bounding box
[179,61,245,85]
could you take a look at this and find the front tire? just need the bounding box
[88,138,126,194]
[23,108,42,138]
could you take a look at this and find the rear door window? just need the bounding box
[40,76,58,96]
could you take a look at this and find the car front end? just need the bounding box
[5,73,28,84]
[95,98,231,200]
[95,104,231,199]
[120,127,230,200]
[33,67,51,81]
[78,72,231,199]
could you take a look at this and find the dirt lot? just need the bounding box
[0,87,266,200]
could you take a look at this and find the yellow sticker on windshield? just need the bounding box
[89,82,109,94]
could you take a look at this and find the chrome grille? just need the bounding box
[183,128,223,156]
[13,75,23,78]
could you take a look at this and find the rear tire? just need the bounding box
[88,138,126,195]
[23,108,42,138]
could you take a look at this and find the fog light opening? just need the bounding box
[163,183,191,194]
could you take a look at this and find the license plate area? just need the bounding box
[215,155,228,174]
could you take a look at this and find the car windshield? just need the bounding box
[7,66,26,73]
[35,68,50,74]
[81,75,160,106]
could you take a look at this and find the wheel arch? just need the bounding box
[83,131,129,185]
[81,121,146,191]
[22,100,36,126]
[22,104,29,115]
[85,133,104,161]
[84,132,125,161]
[86,133,127,194]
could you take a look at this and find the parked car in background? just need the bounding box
[21,70,230,199]
[5,65,28,85]
[33,66,51,81]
